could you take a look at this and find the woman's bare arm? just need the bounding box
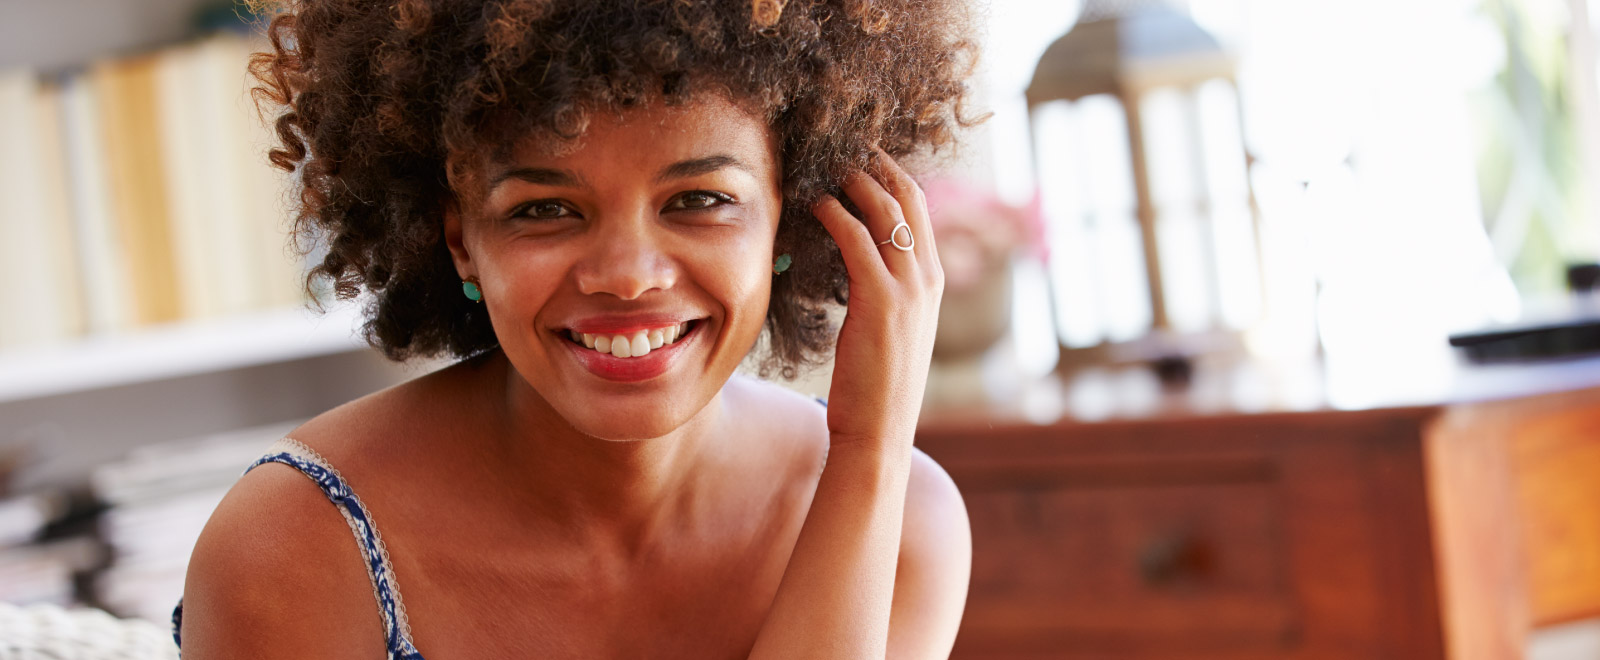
[887,450,971,660]
[748,149,955,660]
[748,438,915,660]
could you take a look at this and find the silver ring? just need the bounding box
[875,221,914,252]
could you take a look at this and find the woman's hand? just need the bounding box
[811,148,945,450]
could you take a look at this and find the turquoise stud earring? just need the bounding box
[462,277,483,303]
[772,253,792,274]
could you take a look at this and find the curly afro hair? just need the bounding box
[249,0,983,378]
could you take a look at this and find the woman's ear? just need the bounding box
[443,199,474,278]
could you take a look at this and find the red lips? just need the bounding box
[560,321,699,382]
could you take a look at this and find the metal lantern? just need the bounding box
[1027,0,1265,368]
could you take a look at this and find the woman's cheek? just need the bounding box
[699,223,775,342]
[701,218,773,290]
[487,243,569,314]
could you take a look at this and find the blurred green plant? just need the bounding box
[191,0,271,35]
[1471,0,1594,296]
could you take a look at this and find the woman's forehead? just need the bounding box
[496,94,779,174]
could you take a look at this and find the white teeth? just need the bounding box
[574,321,694,358]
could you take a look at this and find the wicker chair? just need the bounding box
[0,601,178,660]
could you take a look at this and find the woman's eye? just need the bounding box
[516,201,573,220]
[667,191,733,211]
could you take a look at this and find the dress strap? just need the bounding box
[170,437,426,660]
[253,437,424,659]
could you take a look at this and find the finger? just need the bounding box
[811,194,887,286]
[839,170,915,277]
[868,148,939,268]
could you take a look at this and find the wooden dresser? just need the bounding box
[916,367,1600,659]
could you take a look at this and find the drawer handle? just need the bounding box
[1138,531,1213,586]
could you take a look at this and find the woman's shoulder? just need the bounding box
[174,359,490,654]
[177,439,390,656]
[724,374,831,465]
[725,372,829,424]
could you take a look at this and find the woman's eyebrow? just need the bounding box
[655,155,753,182]
[488,155,750,190]
[491,166,589,189]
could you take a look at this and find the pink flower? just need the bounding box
[920,176,1048,290]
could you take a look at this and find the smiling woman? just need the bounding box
[173,0,981,658]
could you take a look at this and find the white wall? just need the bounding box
[0,0,218,72]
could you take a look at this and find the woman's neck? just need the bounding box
[474,349,731,559]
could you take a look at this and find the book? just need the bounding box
[0,32,314,357]
[33,82,90,342]
[0,70,88,349]
[92,54,182,328]
[227,33,306,310]
[156,42,226,320]
[193,33,294,315]
[60,71,135,336]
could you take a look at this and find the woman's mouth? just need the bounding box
[565,320,697,358]
[558,319,703,382]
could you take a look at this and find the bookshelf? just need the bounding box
[0,303,370,405]
[0,2,425,490]
[0,4,448,620]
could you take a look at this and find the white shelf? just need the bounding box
[0,303,370,404]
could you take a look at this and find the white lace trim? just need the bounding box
[267,436,418,654]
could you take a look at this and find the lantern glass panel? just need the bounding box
[1143,86,1216,332]
[1197,79,1264,329]
[1033,101,1105,348]
[1079,95,1136,216]
[1033,95,1155,347]
[1078,94,1154,342]
[1157,208,1215,332]
[1144,88,1202,206]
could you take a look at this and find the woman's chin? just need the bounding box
[563,406,693,442]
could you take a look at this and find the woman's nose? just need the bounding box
[572,213,677,300]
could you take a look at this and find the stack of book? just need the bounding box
[0,31,310,354]
[90,419,301,623]
[0,491,94,607]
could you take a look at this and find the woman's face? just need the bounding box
[445,94,784,441]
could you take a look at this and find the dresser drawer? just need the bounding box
[921,408,1450,660]
[956,463,1296,654]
